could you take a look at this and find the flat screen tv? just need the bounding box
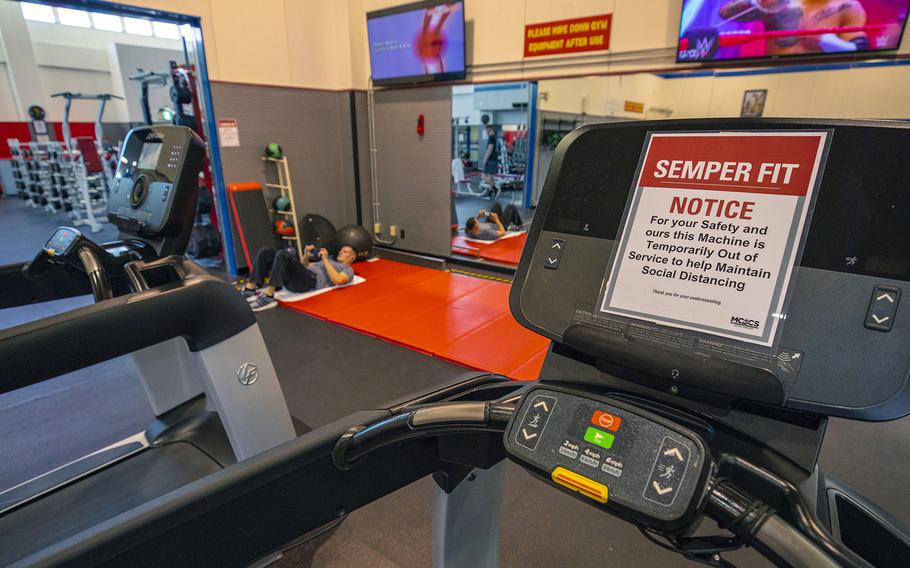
[367,0,466,85]
[677,0,910,63]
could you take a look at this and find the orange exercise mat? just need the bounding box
[451,232,528,265]
[280,259,548,380]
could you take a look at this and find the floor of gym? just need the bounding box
[3,194,910,567]
[0,193,121,266]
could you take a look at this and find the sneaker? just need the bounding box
[240,287,258,301]
[250,294,278,312]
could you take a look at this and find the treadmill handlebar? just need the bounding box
[0,267,255,395]
[332,401,516,470]
[22,249,51,279]
[334,399,868,568]
[705,481,868,568]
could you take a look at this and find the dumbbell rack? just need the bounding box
[262,155,302,260]
[6,139,107,233]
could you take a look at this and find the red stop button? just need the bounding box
[591,411,622,432]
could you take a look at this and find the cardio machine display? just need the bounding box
[43,227,81,257]
[108,125,204,238]
[512,119,910,420]
[23,125,207,302]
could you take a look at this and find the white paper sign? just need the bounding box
[599,131,829,346]
[217,118,240,147]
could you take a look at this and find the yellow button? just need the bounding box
[551,466,609,503]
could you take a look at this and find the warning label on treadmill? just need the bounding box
[598,131,829,346]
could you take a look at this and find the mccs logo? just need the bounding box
[730,316,760,330]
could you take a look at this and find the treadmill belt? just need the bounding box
[0,442,221,566]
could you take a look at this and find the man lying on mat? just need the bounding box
[465,203,524,241]
[241,244,356,312]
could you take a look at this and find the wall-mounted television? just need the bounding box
[367,0,466,86]
[677,0,910,63]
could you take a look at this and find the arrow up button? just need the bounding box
[865,285,901,332]
[543,239,565,270]
[515,395,557,451]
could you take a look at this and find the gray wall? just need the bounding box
[210,82,360,269]
[370,86,452,257]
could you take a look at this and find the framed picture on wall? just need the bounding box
[741,89,767,118]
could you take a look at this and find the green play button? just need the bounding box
[584,426,615,449]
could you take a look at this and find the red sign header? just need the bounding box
[639,134,825,197]
[524,14,612,58]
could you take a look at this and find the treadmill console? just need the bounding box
[504,386,709,531]
[108,125,205,237]
[511,119,910,420]
[44,227,82,257]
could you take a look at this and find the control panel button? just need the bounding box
[643,437,690,507]
[591,410,622,432]
[601,461,623,478]
[865,285,901,332]
[515,395,557,451]
[551,466,609,503]
[544,239,565,270]
[583,426,615,449]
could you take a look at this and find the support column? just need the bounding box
[432,462,504,568]
[0,3,50,120]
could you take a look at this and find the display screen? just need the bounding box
[137,142,162,170]
[677,0,910,62]
[44,227,79,256]
[367,1,466,85]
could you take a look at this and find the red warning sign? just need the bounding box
[599,131,830,346]
[524,14,612,58]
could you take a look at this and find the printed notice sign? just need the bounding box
[599,131,829,346]
[217,119,240,147]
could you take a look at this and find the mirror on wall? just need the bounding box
[449,82,532,267]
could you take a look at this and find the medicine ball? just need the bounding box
[274,196,291,212]
[274,220,295,237]
[264,143,283,159]
[331,225,372,262]
[299,213,336,249]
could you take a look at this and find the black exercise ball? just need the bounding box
[332,224,372,262]
[299,213,336,249]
